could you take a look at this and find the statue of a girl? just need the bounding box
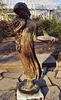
[11,2,42,94]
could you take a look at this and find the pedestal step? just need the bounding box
[17,82,44,100]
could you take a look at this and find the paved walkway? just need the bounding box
[0,53,61,100]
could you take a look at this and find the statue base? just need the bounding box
[17,81,44,100]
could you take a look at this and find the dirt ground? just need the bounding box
[0,36,61,60]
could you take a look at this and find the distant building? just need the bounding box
[56,4,61,21]
[0,0,57,20]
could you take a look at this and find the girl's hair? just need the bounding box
[13,2,31,17]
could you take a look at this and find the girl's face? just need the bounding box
[19,10,29,20]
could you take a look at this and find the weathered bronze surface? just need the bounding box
[11,2,42,94]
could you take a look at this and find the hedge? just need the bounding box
[0,20,11,41]
[38,18,61,37]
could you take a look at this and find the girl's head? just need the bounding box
[13,2,31,19]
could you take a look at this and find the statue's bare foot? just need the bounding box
[21,80,34,90]
[21,83,34,90]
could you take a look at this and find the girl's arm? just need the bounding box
[12,24,25,36]
[11,16,27,36]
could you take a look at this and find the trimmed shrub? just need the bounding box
[0,20,11,41]
[38,18,61,37]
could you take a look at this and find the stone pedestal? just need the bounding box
[17,82,44,100]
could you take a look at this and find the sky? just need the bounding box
[53,0,61,6]
[3,0,61,7]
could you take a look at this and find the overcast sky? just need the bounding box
[53,0,61,5]
[3,0,61,6]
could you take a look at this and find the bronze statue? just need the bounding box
[11,2,42,94]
